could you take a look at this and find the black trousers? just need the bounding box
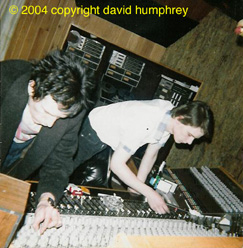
[74,117,107,169]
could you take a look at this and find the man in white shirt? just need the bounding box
[74,99,213,214]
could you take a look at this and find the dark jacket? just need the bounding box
[1,60,86,202]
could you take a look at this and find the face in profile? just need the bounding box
[28,95,69,127]
[172,117,204,145]
[27,81,69,127]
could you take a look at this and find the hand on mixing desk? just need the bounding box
[32,193,62,235]
[146,188,170,214]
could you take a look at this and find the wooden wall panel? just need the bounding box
[0,174,30,248]
[9,0,33,59]
[112,235,243,248]
[4,0,166,63]
[29,0,60,59]
[160,9,243,185]
[0,0,25,60]
[0,174,30,213]
[20,0,48,60]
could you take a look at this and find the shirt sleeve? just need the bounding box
[119,116,155,155]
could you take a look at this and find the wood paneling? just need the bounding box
[112,234,243,248]
[0,0,25,60]
[160,9,243,185]
[0,174,30,248]
[0,210,18,248]
[4,0,166,63]
[0,173,30,213]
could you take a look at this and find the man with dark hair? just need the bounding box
[170,101,212,139]
[1,50,96,234]
[74,99,213,214]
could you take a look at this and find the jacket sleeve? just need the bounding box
[36,110,86,203]
[1,60,31,101]
[1,60,32,166]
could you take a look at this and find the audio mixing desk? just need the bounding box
[9,166,243,248]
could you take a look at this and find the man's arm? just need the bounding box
[110,145,169,214]
[32,192,61,234]
[33,112,85,234]
[136,143,160,183]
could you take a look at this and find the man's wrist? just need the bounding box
[142,184,154,198]
[38,193,56,207]
[47,197,56,207]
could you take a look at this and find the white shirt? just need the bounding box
[89,99,174,155]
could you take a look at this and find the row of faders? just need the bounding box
[190,166,243,213]
[11,184,243,248]
[12,213,230,248]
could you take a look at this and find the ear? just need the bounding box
[28,80,35,96]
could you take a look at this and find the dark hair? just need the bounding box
[171,101,214,139]
[31,50,96,117]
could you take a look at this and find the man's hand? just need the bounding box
[32,193,62,235]
[110,146,169,215]
[145,188,170,214]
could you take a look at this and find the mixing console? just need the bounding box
[11,213,229,248]
[27,191,189,220]
[190,166,243,213]
[167,167,243,215]
[10,166,243,248]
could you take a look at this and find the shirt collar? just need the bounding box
[154,110,171,141]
